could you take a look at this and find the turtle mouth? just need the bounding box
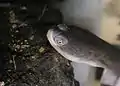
[47,29,55,45]
[47,26,64,43]
[47,28,59,46]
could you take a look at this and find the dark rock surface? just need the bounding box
[0,0,79,86]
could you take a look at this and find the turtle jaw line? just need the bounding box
[47,29,58,46]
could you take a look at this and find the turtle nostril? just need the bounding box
[57,24,69,31]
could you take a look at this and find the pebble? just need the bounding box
[31,56,36,59]
[20,6,27,10]
[21,45,30,49]
[39,47,45,53]
[15,30,19,33]
[9,60,13,63]
[29,35,34,40]
[12,24,17,29]
[0,81,4,86]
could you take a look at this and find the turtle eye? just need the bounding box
[54,36,68,46]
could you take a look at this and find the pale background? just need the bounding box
[56,0,120,86]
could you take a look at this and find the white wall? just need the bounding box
[101,69,118,86]
[58,0,103,36]
[71,63,95,86]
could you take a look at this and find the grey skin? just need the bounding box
[47,24,120,76]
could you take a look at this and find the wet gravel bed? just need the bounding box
[0,1,79,86]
